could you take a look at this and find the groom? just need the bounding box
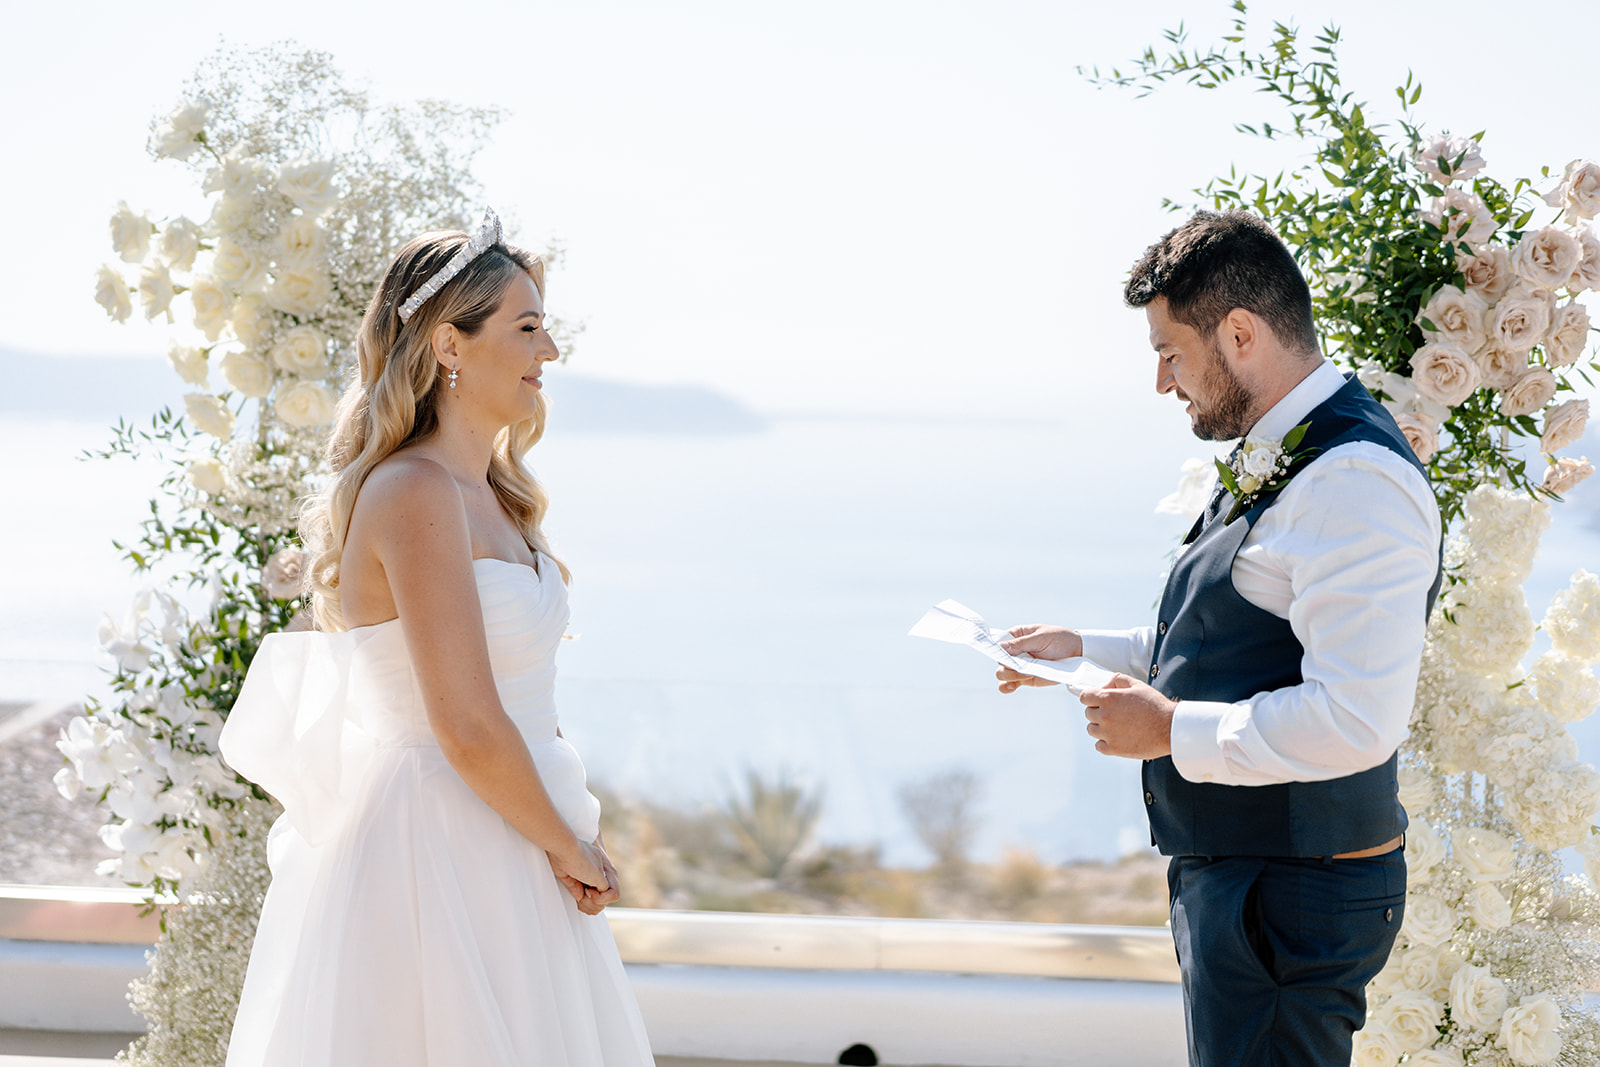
[998,210,1442,1067]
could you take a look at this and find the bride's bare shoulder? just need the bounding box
[348,453,466,547]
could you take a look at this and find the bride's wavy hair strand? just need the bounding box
[301,228,569,631]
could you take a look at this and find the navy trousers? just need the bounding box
[1167,851,1406,1067]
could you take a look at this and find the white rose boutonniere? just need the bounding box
[1214,421,1315,525]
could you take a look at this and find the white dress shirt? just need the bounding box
[1080,360,1442,787]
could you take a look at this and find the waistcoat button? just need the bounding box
[1158,621,1168,635]
[1145,791,1155,805]
[1149,663,1160,679]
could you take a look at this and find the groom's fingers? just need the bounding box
[995,665,1059,694]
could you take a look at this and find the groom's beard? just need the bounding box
[1189,342,1254,441]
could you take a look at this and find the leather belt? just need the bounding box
[1324,834,1404,860]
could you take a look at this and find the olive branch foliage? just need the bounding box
[1082,0,1597,527]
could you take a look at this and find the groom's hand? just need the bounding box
[1081,674,1175,759]
[995,624,1083,693]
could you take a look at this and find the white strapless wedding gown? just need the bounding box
[218,557,655,1066]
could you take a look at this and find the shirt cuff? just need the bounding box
[1169,699,1238,784]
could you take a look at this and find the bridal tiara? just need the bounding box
[397,207,504,324]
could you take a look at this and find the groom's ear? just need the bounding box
[1218,308,1261,365]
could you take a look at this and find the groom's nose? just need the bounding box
[1155,355,1176,395]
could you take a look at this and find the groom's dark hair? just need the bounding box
[1124,210,1320,358]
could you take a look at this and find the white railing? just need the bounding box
[0,885,1187,1067]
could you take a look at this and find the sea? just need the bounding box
[3,352,1598,866]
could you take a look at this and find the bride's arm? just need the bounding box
[353,458,608,894]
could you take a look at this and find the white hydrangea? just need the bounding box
[1459,485,1552,585]
[1528,651,1600,724]
[1544,571,1600,662]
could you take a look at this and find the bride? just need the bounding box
[219,209,656,1065]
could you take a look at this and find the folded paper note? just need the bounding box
[909,599,1117,696]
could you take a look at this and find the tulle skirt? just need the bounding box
[225,741,655,1066]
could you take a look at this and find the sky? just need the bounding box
[6,0,1599,429]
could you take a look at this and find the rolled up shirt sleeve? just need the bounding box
[1168,443,1441,787]
[1079,627,1155,679]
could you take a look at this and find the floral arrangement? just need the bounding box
[1213,420,1311,523]
[1110,6,1600,1064]
[55,43,514,1064]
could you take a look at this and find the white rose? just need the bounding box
[1377,990,1443,1054]
[276,158,338,215]
[1498,994,1563,1065]
[1511,226,1583,291]
[261,547,307,600]
[229,294,274,346]
[188,276,232,342]
[1541,399,1589,454]
[205,194,254,238]
[1395,413,1440,463]
[1409,343,1482,406]
[1421,187,1497,244]
[1464,884,1513,931]
[219,351,273,399]
[1489,285,1556,355]
[1544,159,1600,223]
[1407,1049,1465,1067]
[1418,284,1489,354]
[186,457,227,496]
[273,216,327,267]
[275,381,338,428]
[153,99,209,161]
[1404,821,1445,881]
[1350,1023,1401,1067]
[109,201,151,263]
[184,393,236,440]
[1396,764,1435,817]
[1415,133,1486,185]
[167,344,208,387]
[267,267,333,317]
[159,216,202,272]
[1453,826,1516,881]
[1475,345,1532,391]
[202,152,266,200]
[1543,302,1591,369]
[1570,229,1600,292]
[138,262,175,322]
[1401,893,1456,947]
[211,237,268,294]
[1240,438,1280,479]
[1500,368,1558,418]
[270,325,330,377]
[1396,946,1449,1000]
[94,265,132,323]
[1450,964,1509,1031]
[1542,456,1593,496]
[1459,244,1515,302]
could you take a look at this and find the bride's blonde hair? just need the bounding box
[301,228,569,632]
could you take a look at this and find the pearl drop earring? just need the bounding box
[448,367,459,390]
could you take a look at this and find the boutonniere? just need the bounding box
[1213,421,1317,524]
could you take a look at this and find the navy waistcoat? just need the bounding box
[1142,373,1443,857]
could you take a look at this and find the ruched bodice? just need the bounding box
[218,556,651,1067]
[221,555,601,848]
[345,558,568,748]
